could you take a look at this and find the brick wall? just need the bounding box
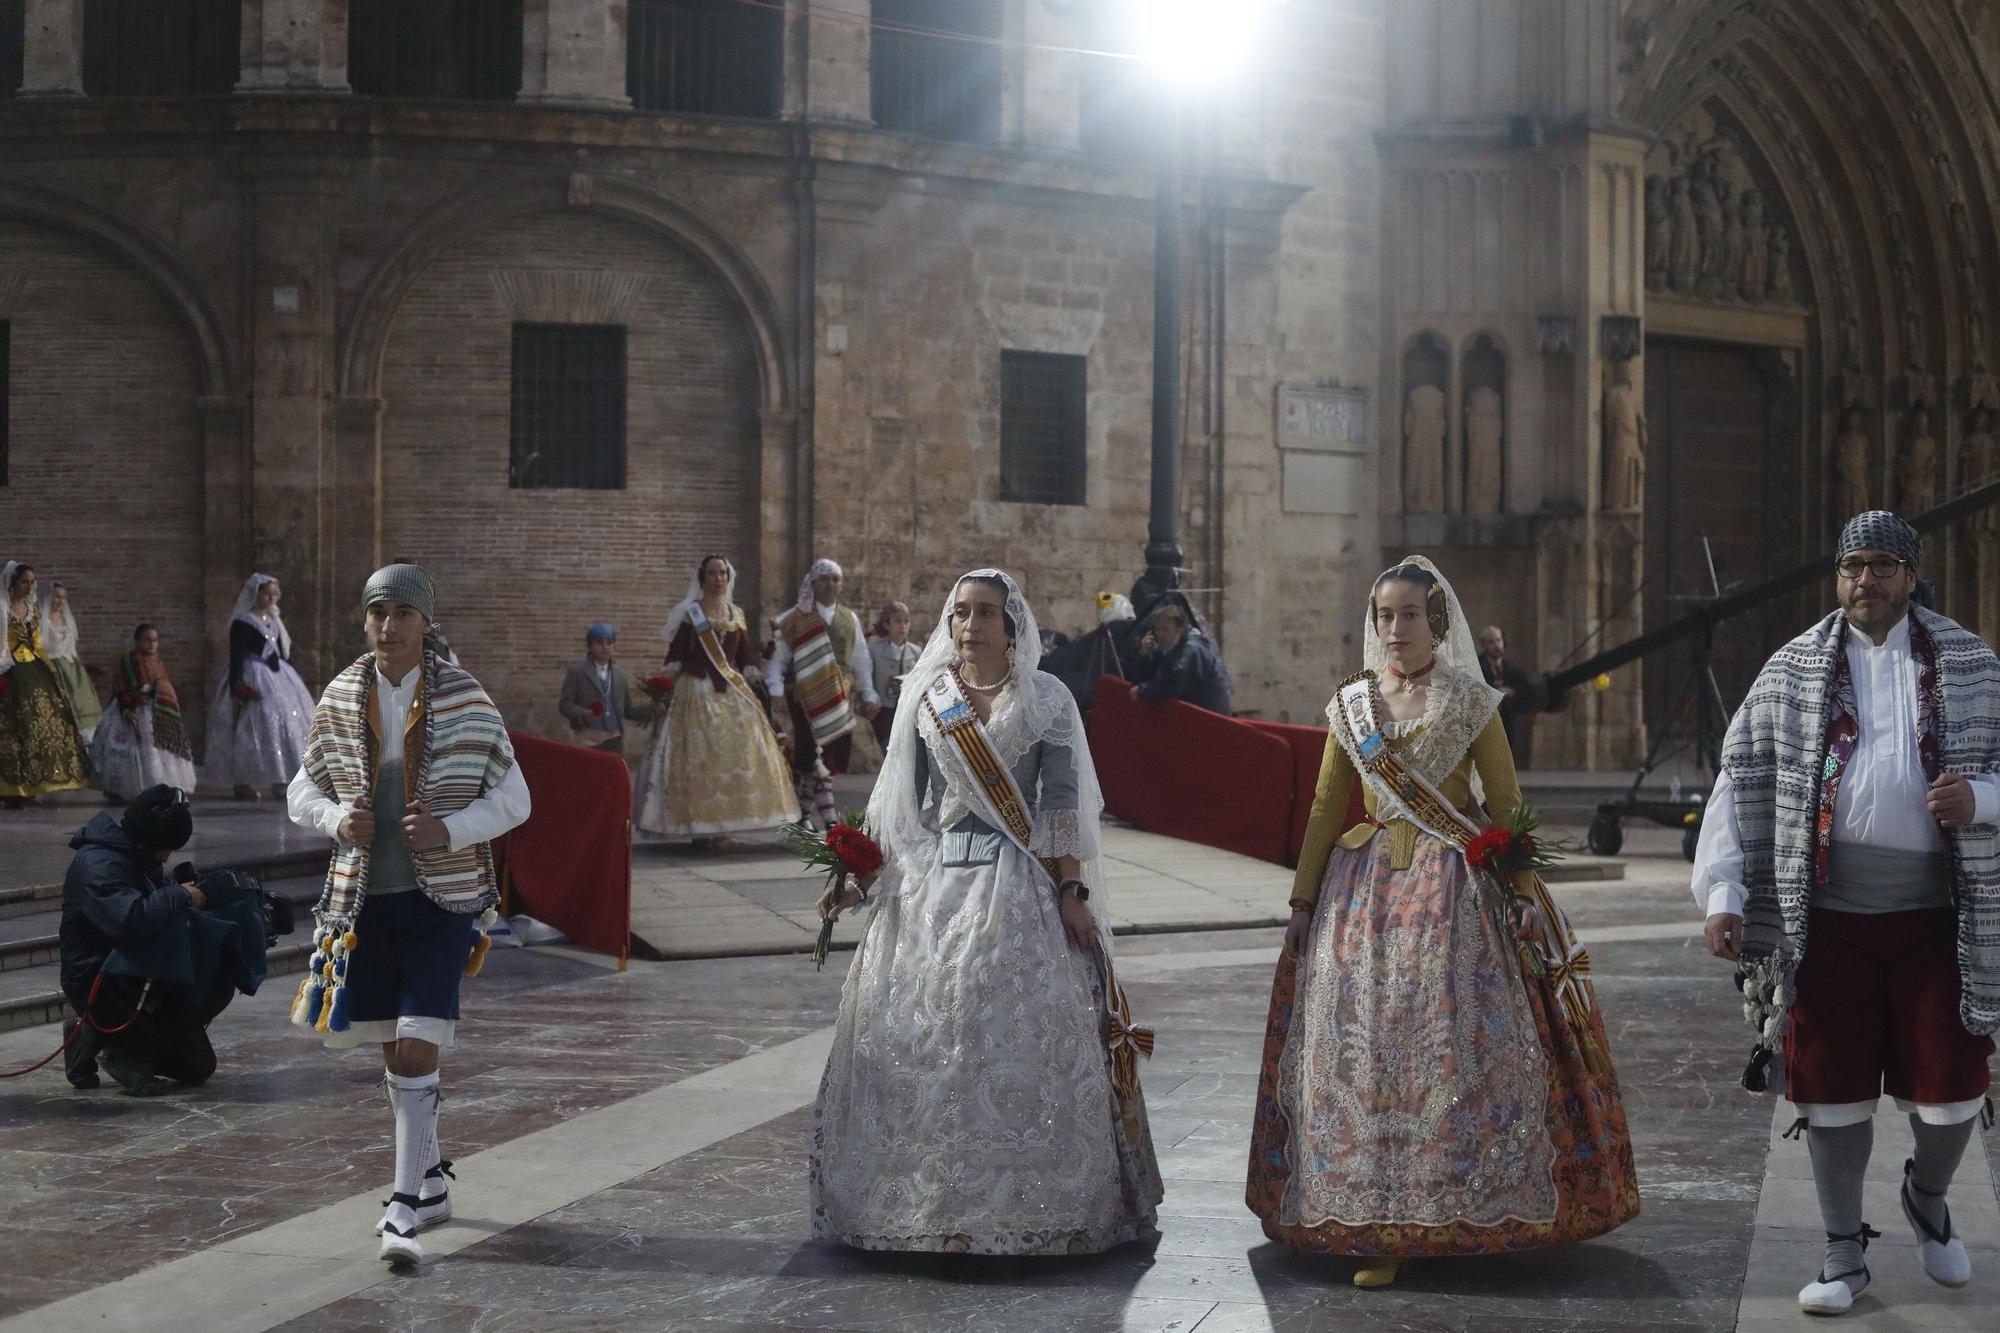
[378,207,762,742]
[0,216,210,749]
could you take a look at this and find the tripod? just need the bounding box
[1585,535,1729,862]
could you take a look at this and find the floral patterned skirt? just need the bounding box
[1245,833,1639,1256]
[633,678,796,839]
[0,657,91,798]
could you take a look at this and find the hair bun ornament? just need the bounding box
[1427,581,1450,642]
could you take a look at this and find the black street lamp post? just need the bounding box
[1141,94,1186,605]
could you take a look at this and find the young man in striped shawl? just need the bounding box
[765,557,878,826]
[286,563,531,1266]
[1694,511,2000,1315]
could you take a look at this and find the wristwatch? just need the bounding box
[1059,879,1091,903]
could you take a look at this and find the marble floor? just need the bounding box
[1,845,1995,1331]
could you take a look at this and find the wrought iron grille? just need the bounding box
[1000,351,1087,507]
[0,2,23,100]
[627,0,781,117]
[349,0,524,102]
[81,0,238,97]
[510,324,628,491]
[871,0,1001,144]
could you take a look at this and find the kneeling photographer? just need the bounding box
[59,786,285,1095]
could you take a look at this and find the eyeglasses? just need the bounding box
[1835,557,1909,580]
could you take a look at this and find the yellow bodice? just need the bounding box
[1289,713,1522,909]
[7,616,44,666]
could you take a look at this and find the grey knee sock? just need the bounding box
[1809,1120,1875,1286]
[1907,1114,1976,1234]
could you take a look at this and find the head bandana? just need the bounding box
[1837,510,1921,569]
[361,563,437,623]
[796,558,843,614]
[587,622,617,644]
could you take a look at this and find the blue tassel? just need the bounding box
[307,952,325,975]
[328,985,351,1033]
[302,980,325,1029]
[333,955,347,981]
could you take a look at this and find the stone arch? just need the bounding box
[368,201,772,738]
[0,177,235,396]
[338,174,791,411]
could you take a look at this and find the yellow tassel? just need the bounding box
[342,930,358,951]
[288,974,313,1026]
[314,984,335,1033]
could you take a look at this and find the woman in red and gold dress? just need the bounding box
[633,555,795,840]
[1245,556,1638,1286]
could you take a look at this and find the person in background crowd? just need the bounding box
[93,623,198,803]
[38,578,103,743]
[206,573,313,800]
[1128,601,1232,716]
[867,600,919,747]
[1,561,92,808]
[559,624,651,756]
[1478,624,1545,762]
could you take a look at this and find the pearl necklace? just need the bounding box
[957,664,1012,695]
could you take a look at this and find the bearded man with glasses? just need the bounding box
[1692,509,2000,1315]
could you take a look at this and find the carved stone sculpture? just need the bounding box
[1719,189,1748,301]
[1464,384,1505,514]
[1738,191,1766,301]
[1644,175,1670,291]
[1668,177,1698,293]
[1691,170,1725,298]
[1403,382,1447,514]
[1835,408,1872,518]
[1900,408,1937,515]
[1767,227,1794,301]
[1604,360,1647,511]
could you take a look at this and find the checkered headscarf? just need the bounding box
[1837,510,1921,568]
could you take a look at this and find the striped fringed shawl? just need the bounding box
[1724,607,2000,1035]
[301,651,515,921]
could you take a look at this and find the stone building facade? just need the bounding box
[2,1,1999,768]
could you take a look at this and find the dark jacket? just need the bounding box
[59,813,193,997]
[1132,633,1233,716]
[558,660,653,753]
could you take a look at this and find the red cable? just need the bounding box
[0,975,150,1080]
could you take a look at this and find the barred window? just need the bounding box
[0,320,10,486]
[627,0,781,117]
[509,324,627,490]
[1078,2,1162,161]
[1000,352,1087,506]
[871,0,1001,144]
[349,0,523,102]
[82,0,239,98]
[1,1,23,100]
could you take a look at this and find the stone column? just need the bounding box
[245,166,338,689]
[16,0,84,99]
[519,0,632,108]
[1018,0,1079,150]
[197,394,252,747]
[236,0,351,92]
[801,0,870,124]
[756,407,801,627]
[332,395,385,639]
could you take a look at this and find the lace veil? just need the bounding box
[1348,554,1504,783]
[0,560,27,677]
[661,556,738,647]
[865,569,1114,951]
[228,572,292,659]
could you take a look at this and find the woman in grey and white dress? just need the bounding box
[810,569,1161,1255]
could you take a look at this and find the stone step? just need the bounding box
[0,848,325,920]
[0,874,324,1034]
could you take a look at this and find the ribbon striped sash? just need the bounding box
[922,670,1156,1122]
[1334,671,1607,1075]
[688,605,762,713]
[783,609,854,749]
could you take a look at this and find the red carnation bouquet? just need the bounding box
[233,682,259,709]
[782,810,885,970]
[589,699,605,717]
[640,674,675,711]
[1464,805,1569,971]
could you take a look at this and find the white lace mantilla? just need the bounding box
[1332,666,1493,789]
